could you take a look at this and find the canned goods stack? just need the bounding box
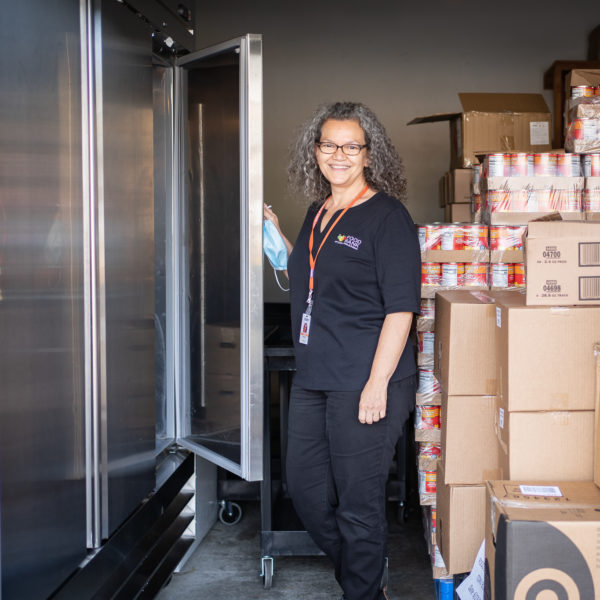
[584,154,600,217]
[417,298,435,332]
[481,152,584,221]
[565,78,600,154]
[489,224,527,289]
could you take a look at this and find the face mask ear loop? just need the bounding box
[274,268,290,292]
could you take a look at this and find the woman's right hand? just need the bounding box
[263,203,280,229]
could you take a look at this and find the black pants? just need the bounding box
[286,375,416,600]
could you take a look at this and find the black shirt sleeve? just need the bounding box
[375,204,421,315]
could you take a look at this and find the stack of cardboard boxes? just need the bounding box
[431,220,600,598]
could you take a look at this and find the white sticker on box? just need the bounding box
[499,408,504,429]
[519,485,563,497]
[530,121,549,146]
[496,306,501,328]
[456,540,485,600]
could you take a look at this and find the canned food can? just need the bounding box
[510,153,534,176]
[536,189,553,212]
[488,190,510,212]
[491,263,515,288]
[571,85,596,98]
[421,262,441,286]
[418,332,435,355]
[440,223,464,250]
[534,153,557,176]
[431,507,437,530]
[559,189,582,212]
[418,442,441,457]
[472,193,482,213]
[510,190,528,212]
[425,223,441,250]
[418,470,437,495]
[464,262,488,287]
[584,188,600,212]
[462,224,488,250]
[491,225,523,251]
[573,118,598,141]
[473,164,481,185]
[420,298,435,318]
[583,154,600,177]
[417,225,426,251]
[441,262,465,287]
[556,153,581,177]
[487,153,509,177]
[514,263,526,287]
[417,369,441,395]
[420,405,441,429]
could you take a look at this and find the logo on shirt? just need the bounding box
[335,234,362,250]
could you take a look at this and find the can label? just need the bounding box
[421,262,441,285]
[472,193,482,213]
[491,263,515,288]
[572,85,596,98]
[418,442,441,457]
[488,190,510,212]
[425,224,441,250]
[418,405,441,429]
[490,226,525,251]
[418,470,437,495]
[559,189,582,212]
[417,369,441,395]
[417,225,426,251]
[510,153,534,176]
[441,262,465,287]
[583,154,600,177]
[534,153,557,176]
[462,224,488,250]
[514,263,526,287]
[487,153,509,177]
[441,224,464,250]
[464,262,488,287]
[556,153,581,177]
[584,188,600,212]
[420,298,435,318]
[573,118,599,141]
[418,332,435,355]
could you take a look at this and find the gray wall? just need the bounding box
[194,0,599,302]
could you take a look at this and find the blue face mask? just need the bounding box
[263,219,288,271]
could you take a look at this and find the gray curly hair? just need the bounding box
[287,101,406,205]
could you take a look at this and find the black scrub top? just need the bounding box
[287,191,421,391]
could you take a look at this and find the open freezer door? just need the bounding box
[173,35,263,481]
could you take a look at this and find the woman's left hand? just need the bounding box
[358,377,388,424]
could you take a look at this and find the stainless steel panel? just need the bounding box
[0,1,87,598]
[174,36,263,481]
[153,58,175,452]
[96,0,156,538]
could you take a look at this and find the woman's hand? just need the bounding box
[264,203,280,228]
[358,377,388,424]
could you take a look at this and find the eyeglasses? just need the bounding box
[316,141,368,156]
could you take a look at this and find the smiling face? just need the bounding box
[315,119,369,193]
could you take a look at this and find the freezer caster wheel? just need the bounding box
[396,501,408,525]
[261,556,274,589]
[218,500,242,525]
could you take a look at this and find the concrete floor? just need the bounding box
[157,500,436,600]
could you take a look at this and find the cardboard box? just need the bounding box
[441,393,499,484]
[450,169,473,204]
[439,174,447,208]
[408,93,552,169]
[444,202,471,222]
[495,405,595,480]
[436,463,486,575]
[496,292,600,410]
[485,480,600,600]
[566,68,600,92]
[434,290,514,396]
[525,219,600,306]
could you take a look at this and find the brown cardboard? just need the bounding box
[415,428,442,443]
[441,393,500,484]
[436,463,486,575]
[408,93,552,169]
[485,480,600,600]
[595,343,600,488]
[486,210,584,225]
[566,68,600,89]
[495,404,595,480]
[421,249,489,263]
[444,202,472,222]
[490,249,524,264]
[434,290,516,396]
[496,293,600,410]
[450,169,473,204]
[525,220,600,306]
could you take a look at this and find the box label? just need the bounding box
[499,407,504,429]
[579,242,600,267]
[518,485,563,497]
[496,307,501,328]
[530,121,550,145]
[540,245,565,263]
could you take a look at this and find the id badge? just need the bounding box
[299,312,311,345]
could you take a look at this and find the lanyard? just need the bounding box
[305,184,369,312]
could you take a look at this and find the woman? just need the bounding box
[264,102,420,600]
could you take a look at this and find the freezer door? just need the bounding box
[174,35,263,481]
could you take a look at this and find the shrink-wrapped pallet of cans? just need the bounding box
[417,331,435,368]
[417,298,435,332]
[565,83,600,153]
